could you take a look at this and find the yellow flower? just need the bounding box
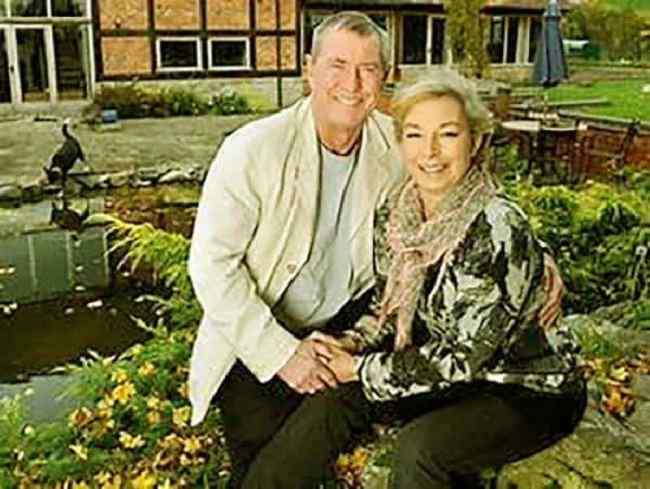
[182,436,202,455]
[101,475,122,489]
[158,433,182,450]
[94,472,112,485]
[172,406,191,428]
[71,482,90,489]
[131,471,156,489]
[119,431,146,449]
[176,382,189,399]
[111,369,129,383]
[179,454,192,467]
[68,407,93,428]
[157,478,174,489]
[98,396,115,410]
[112,381,136,405]
[138,362,156,377]
[130,344,143,357]
[69,443,88,461]
[101,355,116,367]
[146,396,162,410]
[147,411,161,425]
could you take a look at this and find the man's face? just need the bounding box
[307,28,384,134]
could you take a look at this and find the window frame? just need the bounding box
[207,36,251,71]
[156,36,203,72]
[5,0,91,19]
[488,15,537,66]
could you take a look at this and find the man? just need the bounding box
[188,11,562,489]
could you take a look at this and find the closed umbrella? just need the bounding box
[532,0,568,87]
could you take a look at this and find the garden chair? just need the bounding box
[530,124,579,184]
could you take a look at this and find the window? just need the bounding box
[52,0,86,17]
[302,12,328,56]
[157,38,202,71]
[528,16,542,62]
[431,17,445,65]
[10,0,47,16]
[489,16,537,65]
[489,17,505,63]
[209,38,249,70]
[506,17,519,63]
[402,14,427,64]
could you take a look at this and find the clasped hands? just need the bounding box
[276,332,359,395]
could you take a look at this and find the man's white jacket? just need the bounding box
[188,97,404,425]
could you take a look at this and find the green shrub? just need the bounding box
[209,87,252,115]
[91,84,211,119]
[500,161,650,314]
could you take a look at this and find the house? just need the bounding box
[0,0,572,106]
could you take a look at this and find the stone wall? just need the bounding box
[255,0,296,30]
[206,0,249,29]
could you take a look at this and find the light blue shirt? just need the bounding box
[274,144,358,331]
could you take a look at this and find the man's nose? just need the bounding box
[340,66,362,91]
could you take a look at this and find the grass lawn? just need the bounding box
[545,79,650,121]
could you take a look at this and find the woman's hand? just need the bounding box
[308,331,360,354]
[327,347,360,384]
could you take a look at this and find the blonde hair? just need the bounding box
[392,69,493,142]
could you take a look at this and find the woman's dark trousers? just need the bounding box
[390,382,587,489]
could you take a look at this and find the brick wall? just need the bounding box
[155,0,200,30]
[255,0,295,30]
[102,38,152,76]
[100,0,147,30]
[256,36,296,70]
[207,0,249,29]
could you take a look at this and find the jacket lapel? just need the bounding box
[292,99,320,247]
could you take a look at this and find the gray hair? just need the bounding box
[391,69,493,142]
[311,11,390,69]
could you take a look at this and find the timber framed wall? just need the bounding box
[93,0,300,81]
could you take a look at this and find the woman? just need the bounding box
[318,70,587,489]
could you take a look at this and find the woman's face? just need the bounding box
[400,94,475,200]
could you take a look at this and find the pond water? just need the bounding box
[0,198,160,420]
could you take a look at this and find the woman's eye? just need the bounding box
[404,132,421,139]
[440,132,459,138]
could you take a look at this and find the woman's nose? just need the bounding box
[425,134,441,157]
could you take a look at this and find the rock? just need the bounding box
[108,171,132,188]
[136,166,166,184]
[0,184,22,203]
[21,182,44,203]
[159,169,191,184]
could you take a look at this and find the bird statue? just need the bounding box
[43,118,86,192]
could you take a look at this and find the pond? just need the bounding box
[0,196,170,420]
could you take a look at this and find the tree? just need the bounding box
[444,0,491,78]
[579,0,644,61]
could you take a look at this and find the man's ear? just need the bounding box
[383,64,392,83]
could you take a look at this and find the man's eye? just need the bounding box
[404,132,421,139]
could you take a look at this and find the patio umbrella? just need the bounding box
[532,0,568,87]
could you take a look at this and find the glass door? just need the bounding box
[15,26,55,103]
[0,27,10,103]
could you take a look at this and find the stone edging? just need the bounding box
[0,164,208,207]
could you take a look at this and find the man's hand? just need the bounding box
[328,348,359,384]
[307,331,360,354]
[277,338,338,394]
[539,253,565,329]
